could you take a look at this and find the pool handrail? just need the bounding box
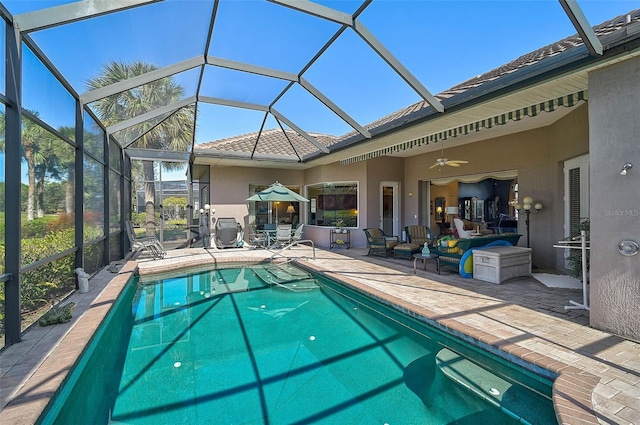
[269,239,316,262]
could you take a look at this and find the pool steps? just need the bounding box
[253,262,319,291]
[436,348,553,425]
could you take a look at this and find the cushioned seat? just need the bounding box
[405,225,433,247]
[363,228,399,257]
[393,243,421,259]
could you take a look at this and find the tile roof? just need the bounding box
[197,128,339,160]
[198,9,640,160]
[357,8,640,134]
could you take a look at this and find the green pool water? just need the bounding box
[38,264,558,425]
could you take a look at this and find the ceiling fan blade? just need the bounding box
[429,163,439,169]
[450,160,469,164]
[447,162,461,167]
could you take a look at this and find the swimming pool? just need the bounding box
[38,263,557,424]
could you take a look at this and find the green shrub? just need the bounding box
[0,225,105,319]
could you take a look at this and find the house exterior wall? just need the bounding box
[304,161,368,247]
[210,167,304,230]
[588,56,640,341]
[403,104,589,270]
[208,105,589,265]
[366,156,405,231]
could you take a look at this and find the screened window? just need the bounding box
[0,104,5,273]
[84,111,104,160]
[307,183,358,227]
[109,169,122,234]
[20,116,75,267]
[22,45,75,137]
[83,155,105,240]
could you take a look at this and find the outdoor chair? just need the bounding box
[405,225,433,247]
[125,220,166,259]
[363,228,399,257]
[248,224,267,249]
[454,218,472,239]
[276,224,293,246]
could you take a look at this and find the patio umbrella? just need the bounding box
[247,182,309,224]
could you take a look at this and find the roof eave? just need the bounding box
[319,20,640,160]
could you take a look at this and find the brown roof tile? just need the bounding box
[197,128,339,159]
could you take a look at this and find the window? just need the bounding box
[248,184,302,228]
[307,183,358,227]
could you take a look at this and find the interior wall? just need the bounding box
[403,104,589,270]
[588,56,640,341]
[426,182,458,237]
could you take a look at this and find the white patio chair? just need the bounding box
[125,220,166,259]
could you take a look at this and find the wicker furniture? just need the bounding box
[363,228,399,257]
[435,233,521,273]
[405,225,433,247]
[393,243,421,259]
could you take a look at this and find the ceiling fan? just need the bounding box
[421,141,469,169]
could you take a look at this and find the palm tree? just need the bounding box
[57,126,77,214]
[0,111,50,221]
[86,61,194,236]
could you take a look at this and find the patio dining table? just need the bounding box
[259,229,277,248]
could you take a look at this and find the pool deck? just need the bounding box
[1,246,638,425]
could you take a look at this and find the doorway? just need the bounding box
[132,160,191,250]
[380,181,399,237]
[564,154,589,238]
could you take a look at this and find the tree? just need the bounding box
[0,111,50,221]
[86,61,194,236]
[57,126,77,214]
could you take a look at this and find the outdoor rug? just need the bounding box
[532,273,582,289]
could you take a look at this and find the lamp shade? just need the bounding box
[286,205,296,214]
[436,206,443,213]
[445,206,459,215]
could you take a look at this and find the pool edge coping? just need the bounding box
[0,256,600,425]
[0,263,138,424]
[298,261,601,425]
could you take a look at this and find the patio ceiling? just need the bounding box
[5,1,639,170]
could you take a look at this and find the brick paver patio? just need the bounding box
[1,246,638,424]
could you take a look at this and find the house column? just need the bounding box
[588,55,640,341]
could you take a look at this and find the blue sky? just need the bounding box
[1,0,639,181]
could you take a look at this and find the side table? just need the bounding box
[413,253,440,274]
[330,229,350,249]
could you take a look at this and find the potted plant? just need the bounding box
[335,219,346,233]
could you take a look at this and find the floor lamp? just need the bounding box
[286,204,296,222]
[446,206,459,234]
[514,196,542,248]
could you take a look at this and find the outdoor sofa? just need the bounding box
[434,233,522,273]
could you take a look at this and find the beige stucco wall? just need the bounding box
[588,56,640,341]
[209,167,304,230]
[303,161,368,247]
